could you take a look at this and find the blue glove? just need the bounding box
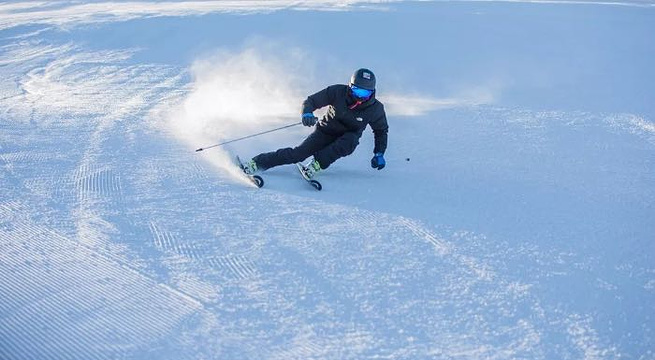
[302,112,318,127]
[371,152,386,170]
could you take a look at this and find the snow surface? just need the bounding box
[1,1,654,359]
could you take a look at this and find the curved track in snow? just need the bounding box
[1,2,654,359]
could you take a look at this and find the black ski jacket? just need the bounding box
[301,84,389,154]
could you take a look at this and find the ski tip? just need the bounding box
[310,179,322,191]
[253,175,264,188]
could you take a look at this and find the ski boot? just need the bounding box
[236,156,264,188]
[241,158,259,175]
[297,159,322,190]
[300,159,321,179]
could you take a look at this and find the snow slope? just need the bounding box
[1,1,654,359]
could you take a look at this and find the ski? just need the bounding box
[296,163,322,191]
[235,156,264,188]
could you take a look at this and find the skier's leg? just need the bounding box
[313,131,360,169]
[253,129,335,170]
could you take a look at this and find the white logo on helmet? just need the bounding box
[363,72,371,80]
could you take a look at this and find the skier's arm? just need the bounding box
[301,85,338,114]
[370,108,389,154]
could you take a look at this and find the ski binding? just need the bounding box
[236,156,264,188]
[296,163,322,191]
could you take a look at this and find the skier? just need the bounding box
[242,68,388,179]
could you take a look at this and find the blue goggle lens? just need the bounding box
[350,85,373,99]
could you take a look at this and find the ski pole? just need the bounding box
[195,122,302,152]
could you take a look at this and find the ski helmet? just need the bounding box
[350,68,376,91]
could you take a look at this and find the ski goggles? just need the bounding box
[350,85,374,99]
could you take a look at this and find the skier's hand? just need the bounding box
[302,113,318,127]
[371,152,386,170]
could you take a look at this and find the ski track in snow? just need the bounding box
[1,10,654,360]
[0,202,203,359]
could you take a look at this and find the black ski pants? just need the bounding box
[253,128,359,170]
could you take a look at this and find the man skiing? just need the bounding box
[242,68,388,179]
